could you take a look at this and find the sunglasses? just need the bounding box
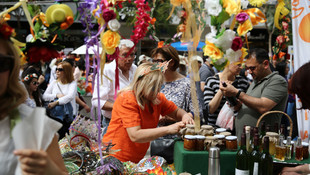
[31,81,40,85]
[245,66,257,71]
[0,54,14,73]
[56,68,64,72]
[152,59,165,63]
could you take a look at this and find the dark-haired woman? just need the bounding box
[22,72,43,108]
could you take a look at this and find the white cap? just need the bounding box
[119,39,134,49]
[191,55,203,63]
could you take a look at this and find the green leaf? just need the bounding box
[34,22,41,34]
[216,28,226,39]
[211,16,218,26]
[217,10,230,24]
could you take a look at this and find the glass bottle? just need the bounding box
[279,124,287,139]
[275,136,286,161]
[285,136,292,160]
[259,137,273,175]
[249,134,260,175]
[259,122,266,151]
[235,133,250,175]
[245,126,251,152]
[302,142,309,159]
[295,137,303,161]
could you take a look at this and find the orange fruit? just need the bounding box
[66,16,74,25]
[60,22,69,30]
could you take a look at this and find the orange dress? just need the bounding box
[102,91,177,163]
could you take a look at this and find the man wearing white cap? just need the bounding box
[92,39,137,132]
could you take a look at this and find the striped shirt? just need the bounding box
[203,74,249,126]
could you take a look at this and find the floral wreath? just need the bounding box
[23,73,38,82]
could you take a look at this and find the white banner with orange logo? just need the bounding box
[292,0,310,142]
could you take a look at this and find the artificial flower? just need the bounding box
[205,0,222,16]
[26,46,59,63]
[223,0,238,16]
[241,47,248,59]
[212,57,227,66]
[282,21,288,30]
[236,12,249,24]
[225,48,243,63]
[215,29,236,51]
[158,41,164,48]
[231,37,243,51]
[237,19,253,36]
[108,19,121,31]
[101,30,121,55]
[276,35,284,45]
[150,18,156,25]
[248,0,268,7]
[203,40,224,59]
[0,23,15,40]
[102,8,116,22]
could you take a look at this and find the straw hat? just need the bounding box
[45,4,74,25]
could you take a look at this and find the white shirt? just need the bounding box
[43,80,77,116]
[0,104,60,175]
[91,60,137,119]
[49,66,57,84]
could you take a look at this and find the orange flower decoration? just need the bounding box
[147,166,167,175]
[203,40,224,59]
[150,18,156,25]
[158,41,164,48]
[237,19,253,36]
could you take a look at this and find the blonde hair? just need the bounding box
[58,61,74,84]
[0,38,27,115]
[119,63,164,110]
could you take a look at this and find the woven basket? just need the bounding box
[255,110,293,137]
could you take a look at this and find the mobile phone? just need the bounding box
[222,81,227,87]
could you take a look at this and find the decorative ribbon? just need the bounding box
[20,0,35,32]
[274,0,290,30]
[167,0,189,20]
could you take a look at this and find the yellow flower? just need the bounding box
[203,40,224,60]
[223,0,238,15]
[237,19,253,36]
[170,0,188,6]
[101,30,121,55]
[248,0,268,7]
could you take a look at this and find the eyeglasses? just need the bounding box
[119,53,135,59]
[245,66,257,71]
[152,59,165,63]
[56,68,64,72]
[0,54,14,73]
[31,81,40,85]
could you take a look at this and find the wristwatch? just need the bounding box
[236,90,242,99]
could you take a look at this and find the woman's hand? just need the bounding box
[167,121,185,135]
[38,75,45,85]
[182,113,194,125]
[14,149,53,175]
[48,101,58,109]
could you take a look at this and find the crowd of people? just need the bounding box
[1,27,309,175]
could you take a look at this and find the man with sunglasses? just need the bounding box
[92,39,137,133]
[220,48,288,140]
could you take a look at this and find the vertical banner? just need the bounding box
[292,0,310,141]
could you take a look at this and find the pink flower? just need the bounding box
[276,35,284,45]
[236,12,249,24]
[282,21,288,30]
[231,37,243,51]
[102,9,116,22]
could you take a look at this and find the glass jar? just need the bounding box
[205,136,216,151]
[198,125,214,136]
[215,128,226,135]
[185,124,196,135]
[264,132,279,156]
[225,136,238,151]
[184,135,196,151]
[302,142,309,159]
[195,135,206,151]
[283,140,295,159]
[214,134,226,150]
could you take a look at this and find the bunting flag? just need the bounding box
[292,0,310,142]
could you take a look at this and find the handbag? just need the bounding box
[216,102,235,130]
[150,134,181,164]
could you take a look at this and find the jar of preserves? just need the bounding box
[195,135,206,151]
[264,132,279,156]
[180,124,196,136]
[214,134,226,150]
[302,142,309,159]
[215,128,226,135]
[198,125,214,136]
[205,136,217,151]
[226,136,238,151]
[219,131,231,137]
[184,135,196,151]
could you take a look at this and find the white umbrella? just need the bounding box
[72,44,102,55]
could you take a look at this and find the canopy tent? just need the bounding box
[170,41,205,52]
[72,44,102,55]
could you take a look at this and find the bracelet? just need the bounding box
[236,90,242,99]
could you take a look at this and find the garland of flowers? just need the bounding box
[272,16,291,62]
